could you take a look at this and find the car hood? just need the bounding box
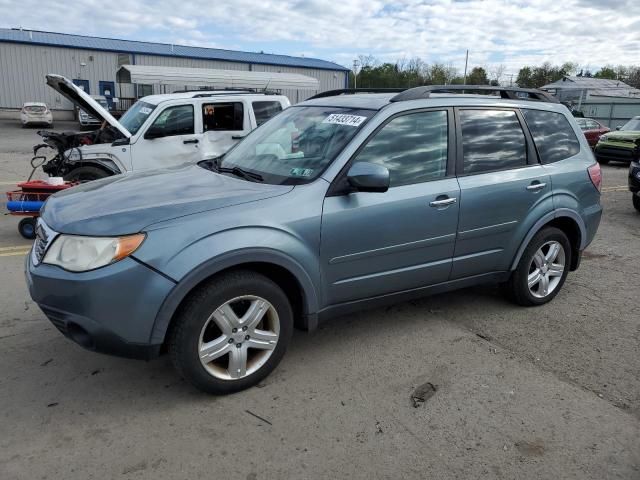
[46,74,131,138]
[41,165,293,236]
[604,130,640,141]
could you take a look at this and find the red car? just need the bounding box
[576,118,610,148]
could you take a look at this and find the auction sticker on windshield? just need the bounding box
[140,107,153,115]
[322,114,367,127]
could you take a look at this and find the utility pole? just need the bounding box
[463,50,469,85]
[353,59,360,90]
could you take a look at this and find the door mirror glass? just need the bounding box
[347,162,389,193]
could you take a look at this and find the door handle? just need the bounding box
[526,182,546,191]
[183,139,199,144]
[429,197,457,207]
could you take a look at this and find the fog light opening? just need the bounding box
[66,323,95,350]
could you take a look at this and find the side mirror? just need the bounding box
[616,125,622,130]
[145,125,164,139]
[347,162,390,193]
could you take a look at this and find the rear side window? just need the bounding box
[203,102,244,131]
[253,101,283,126]
[353,110,448,187]
[460,110,527,174]
[522,109,580,164]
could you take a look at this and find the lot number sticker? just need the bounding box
[323,114,367,127]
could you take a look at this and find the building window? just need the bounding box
[137,84,153,98]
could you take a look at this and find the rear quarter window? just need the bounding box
[522,109,581,164]
[253,101,283,126]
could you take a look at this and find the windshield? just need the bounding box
[620,118,640,131]
[219,106,375,185]
[119,101,157,135]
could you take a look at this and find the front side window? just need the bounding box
[522,109,580,164]
[461,109,527,174]
[149,105,194,137]
[216,106,375,185]
[353,110,448,187]
[203,103,244,131]
[253,101,284,126]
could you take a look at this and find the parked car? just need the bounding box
[575,117,610,148]
[37,74,290,182]
[20,102,53,128]
[26,86,602,394]
[594,116,640,164]
[629,160,640,212]
[77,95,110,128]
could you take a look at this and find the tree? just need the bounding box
[516,66,534,88]
[595,66,617,79]
[466,67,489,85]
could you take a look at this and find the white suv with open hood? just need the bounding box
[41,75,290,181]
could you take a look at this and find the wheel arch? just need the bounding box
[149,250,320,348]
[66,158,121,176]
[510,209,586,271]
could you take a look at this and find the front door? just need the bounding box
[99,81,116,110]
[321,109,460,305]
[451,108,553,279]
[131,104,202,171]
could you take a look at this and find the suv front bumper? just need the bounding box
[25,253,175,359]
[595,142,639,163]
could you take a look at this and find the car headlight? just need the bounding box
[599,134,608,142]
[43,234,145,272]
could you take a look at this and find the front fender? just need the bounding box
[139,225,322,345]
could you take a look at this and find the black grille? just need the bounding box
[41,307,68,335]
[34,223,49,263]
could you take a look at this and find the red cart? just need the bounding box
[5,180,75,239]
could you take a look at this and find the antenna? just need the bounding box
[263,77,272,93]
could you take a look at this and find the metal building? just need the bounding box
[0,28,349,118]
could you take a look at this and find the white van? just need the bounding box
[42,75,290,181]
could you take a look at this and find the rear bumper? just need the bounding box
[594,144,638,163]
[629,161,640,194]
[25,254,175,359]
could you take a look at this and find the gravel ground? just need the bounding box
[0,119,638,479]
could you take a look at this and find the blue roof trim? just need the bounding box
[0,28,349,72]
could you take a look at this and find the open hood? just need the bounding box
[46,74,131,138]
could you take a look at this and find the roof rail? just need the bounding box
[169,88,280,97]
[308,88,405,100]
[390,85,559,103]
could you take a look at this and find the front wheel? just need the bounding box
[633,194,640,213]
[505,227,571,306]
[63,166,110,183]
[169,270,293,394]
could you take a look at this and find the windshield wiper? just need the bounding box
[217,166,263,182]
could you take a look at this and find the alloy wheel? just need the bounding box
[527,241,566,299]
[198,295,280,380]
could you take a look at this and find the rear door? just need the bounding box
[131,103,202,170]
[200,100,251,160]
[451,108,552,279]
[320,109,460,305]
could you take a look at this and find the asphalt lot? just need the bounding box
[0,119,639,479]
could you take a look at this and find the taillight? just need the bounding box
[588,163,602,192]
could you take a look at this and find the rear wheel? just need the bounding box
[505,227,571,306]
[169,270,293,394]
[63,166,109,183]
[18,218,36,239]
[633,194,640,213]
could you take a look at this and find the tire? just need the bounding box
[18,218,36,239]
[505,227,571,306]
[633,194,640,213]
[63,166,110,183]
[169,270,294,394]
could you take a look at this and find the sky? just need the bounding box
[0,0,639,77]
